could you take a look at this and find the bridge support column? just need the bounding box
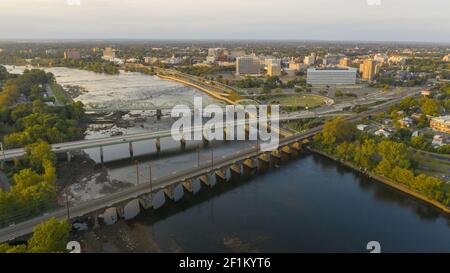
[183,178,201,195]
[199,175,209,187]
[230,163,242,180]
[270,150,281,167]
[244,124,250,141]
[152,190,166,210]
[164,183,184,202]
[155,138,161,153]
[66,152,72,163]
[290,141,303,157]
[280,146,291,163]
[243,158,257,179]
[156,109,162,120]
[100,146,104,164]
[258,153,270,172]
[129,142,134,159]
[180,137,186,151]
[203,132,209,146]
[223,127,228,141]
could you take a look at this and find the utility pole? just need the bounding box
[197,144,201,168]
[149,163,153,194]
[211,147,214,171]
[136,161,140,185]
[65,188,70,220]
[0,142,5,169]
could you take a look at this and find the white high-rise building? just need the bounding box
[236,56,261,75]
[307,67,357,85]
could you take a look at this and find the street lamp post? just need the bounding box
[149,163,153,196]
[135,161,140,185]
[211,147,214,171]
[197,144,200,168]
[0,142,5,169]
[65,188,70,220]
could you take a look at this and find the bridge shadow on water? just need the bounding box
[125,154,304,228]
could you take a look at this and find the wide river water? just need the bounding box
[86,153,450,253]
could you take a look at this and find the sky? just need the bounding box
[0,0,449,43]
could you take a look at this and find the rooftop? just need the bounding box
[432,116,450,124]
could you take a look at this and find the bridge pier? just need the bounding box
[243,158,257,179]
[123,199,141,220]
[183,178,202,195]
[156,109,162,120]
[208,172,217,187]
[100,146,104,164]
[164,183,185,202]
[129,142,134,159]
[199,173,217,188]
[180,137,186,151]
[244,124,250,140]
[219,167,232,182]
[230,163,243,180]
[139,194,153,210]
[258,153,271,172]
[290,141,303,157]
[98,207,118,225]
[202,132,209,146]
[152,190,166,210]
[155,138,161,153]
[66,152,72,163]
[270,150,281,167]
[223,127,228,141]
[183,179,195,194]
[280,146,292,163]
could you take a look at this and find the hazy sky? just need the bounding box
[0,0,449,42]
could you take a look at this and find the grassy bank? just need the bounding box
[49,83,73,105]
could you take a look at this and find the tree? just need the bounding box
[0,218,70,253]
[410,136,429,150]
[360,139,379,169]
[375,159,393,177]
[27,218,71,253]
[399,96,419,112]
[377,140,411,169]
[420,98,440,116]
[24,141,56,173]
[321,117,356,146]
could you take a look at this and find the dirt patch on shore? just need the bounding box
[74,221,162,253]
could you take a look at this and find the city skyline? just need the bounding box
[0,0,449,43]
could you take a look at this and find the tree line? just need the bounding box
[312,117,450,207]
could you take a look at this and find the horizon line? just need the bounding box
[0,38,449,46]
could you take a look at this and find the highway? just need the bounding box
[0,94,416,243]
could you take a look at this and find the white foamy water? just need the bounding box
[3,65,221,109]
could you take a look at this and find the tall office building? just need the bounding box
[303,56,314,65]
[339,57,351,67]
[267,63,282,76]
[307,67,357,85]
[361,59,377,81]
[236,56,261,75]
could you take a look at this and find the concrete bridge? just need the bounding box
[0,96,411,243]
[0,114,309,164]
